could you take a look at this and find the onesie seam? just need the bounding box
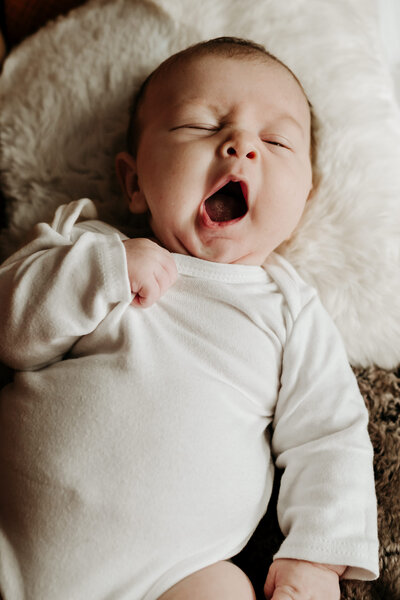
[173,255,268,283]
[96,233,131,303]
[274,540,379,577]
[278,542,374,552]
[181,270,267,283]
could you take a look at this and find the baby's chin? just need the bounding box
[181,242,268,266]
[153,228,269,265]
[190,236,273,265]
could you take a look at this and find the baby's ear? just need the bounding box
[115,152,148,214]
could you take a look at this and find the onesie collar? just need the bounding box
[172,253,268,284]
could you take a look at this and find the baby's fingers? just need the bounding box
[267,587,298,600]
[158,259,178,290]
[264,563,276,599]
[264,564,298,600]
[264,559,341,600]
[131,283,158,307]
[145,256,177,304]
[152,269,171,301]
[131,262,177,308]
[131,274,165,307]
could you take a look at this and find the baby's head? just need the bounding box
[116,37,314,265]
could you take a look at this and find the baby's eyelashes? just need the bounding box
[261,136,292,150]
[265,140,283,147]
[171,124,219,132]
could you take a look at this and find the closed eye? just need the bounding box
[266,141,284,147]
[263,139,291,150]
[171,124,219,132]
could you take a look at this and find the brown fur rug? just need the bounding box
[233,366,400,599]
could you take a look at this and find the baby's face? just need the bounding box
[128,54,312,265]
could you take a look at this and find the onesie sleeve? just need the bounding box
[0,199,132,371]
[270,287,379,580]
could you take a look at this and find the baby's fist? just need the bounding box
[123,238,178,307]
[264,559,344,600]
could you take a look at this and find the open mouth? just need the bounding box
[204,181,248,224]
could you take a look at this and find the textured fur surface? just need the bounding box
[0,0,400,368]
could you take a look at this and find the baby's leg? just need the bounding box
[158,560,256,600]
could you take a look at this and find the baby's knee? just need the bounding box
[158,560,256,600]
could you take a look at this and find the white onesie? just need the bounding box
[0,199,379,600]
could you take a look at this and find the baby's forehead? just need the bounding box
[148,52,276,95]
[142,53,310,124]
[128,44,313,157]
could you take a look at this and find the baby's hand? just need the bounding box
[264,559,345,600]
[123,238,178,307]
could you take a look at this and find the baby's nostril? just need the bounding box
[227,147,236,156]
[246,151,256,159]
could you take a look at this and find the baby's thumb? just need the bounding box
[264,565,296,600]
[266,590,295,600]
[264,565,276,599]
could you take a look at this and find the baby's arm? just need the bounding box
[264,559,345,600]
[123,237,177,307]
[266,258,379,583]
[0,200,132,370]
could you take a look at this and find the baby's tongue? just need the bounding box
[204,192,237,222]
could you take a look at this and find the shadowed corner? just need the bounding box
[0,0,6,71]
[232,458,284,600]
[0,187,7,231]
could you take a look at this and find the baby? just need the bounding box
[0,38,378,600]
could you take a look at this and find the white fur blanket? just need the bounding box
[0,0,399,368]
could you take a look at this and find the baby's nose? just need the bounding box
[219,130,258,160]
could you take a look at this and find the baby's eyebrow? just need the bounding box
[172,99,220,114]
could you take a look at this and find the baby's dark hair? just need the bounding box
[126,36,316,167]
